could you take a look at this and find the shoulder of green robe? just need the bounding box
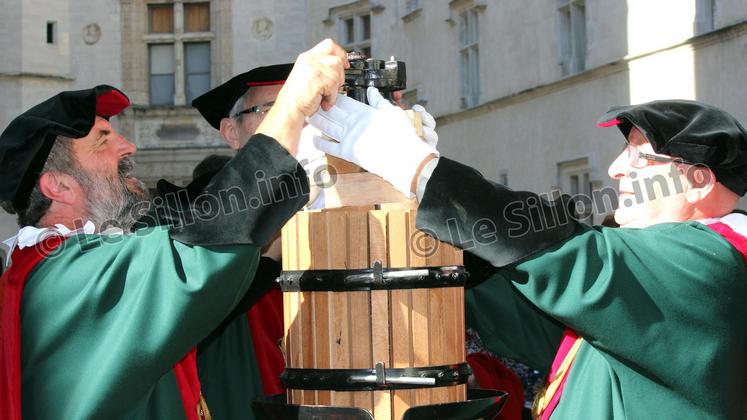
[611,221,745,263]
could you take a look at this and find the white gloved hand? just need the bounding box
[308,87,438,197]
[297,125,329,209]
[411,104,438,148]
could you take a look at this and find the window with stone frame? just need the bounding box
[146,1,213,106]
[148,3,173,33]
[557,157,603,224]
[458,7,480,108]
[447,0,485,109]
[149,43,176,105]
[556,0,587,76]
[340,13,371,57]
[184,42,210,103]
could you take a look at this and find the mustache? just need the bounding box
[118,157,134,178]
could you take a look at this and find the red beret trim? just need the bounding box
[96,89,130,117]
[246,80,286,87]
[597,118,622,128]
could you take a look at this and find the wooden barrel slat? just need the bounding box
[328,210,354,407]
[346,211,374,412]
[369,211,393,420]
[283,206,466,419]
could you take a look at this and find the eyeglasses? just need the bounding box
[623,142,690,169]
[232,103,273,119]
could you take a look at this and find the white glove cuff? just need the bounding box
[382,136,440,197]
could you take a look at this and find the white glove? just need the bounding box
[411,104,438,148]
[297,125,329,209]
[308,87,438,197]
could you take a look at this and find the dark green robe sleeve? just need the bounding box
[418,157,747,417]
[463,252,563,369]
[506,223,747,380]
[465,272,564,370]
[20,135,308,419]
[417,157,575,367]
[505,223,747,417]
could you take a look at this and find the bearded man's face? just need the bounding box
[70,117,149,231]
[75,155,149,231]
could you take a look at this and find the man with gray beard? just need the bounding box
[48,137,149,233]
[0,38,349,420]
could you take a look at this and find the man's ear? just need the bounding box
[38,172,77,205]
[684,164,716,203]
[219,118,242,150]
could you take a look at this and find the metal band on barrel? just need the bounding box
[277,261,468,292]
[280,362,471,391]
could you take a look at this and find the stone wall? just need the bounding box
[231,0,309,72]
[307,0,747,219]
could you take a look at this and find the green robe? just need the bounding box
[418,157,747,419]
[197,314,264,419]
[468,223,747,419]
[140,164,286,420]
[18,135,308,419]
[21,229,260,419]
[196,256,282,420]
[137,153,290,420]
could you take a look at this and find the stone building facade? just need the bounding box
[2,0,747,241]
[0,0,309,240]
[309,0,747,224]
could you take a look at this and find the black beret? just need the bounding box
[598,100,747,196]
[0,85,130,213]
[192,63,293,129]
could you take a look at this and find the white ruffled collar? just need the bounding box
[2,221,124,266]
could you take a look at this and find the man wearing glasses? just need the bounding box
[165,63,361,417]
[129,65,296,420]
[150,64,296,418]
[182,63,442,418]
[309,94,747,419]
[193,64,294,151]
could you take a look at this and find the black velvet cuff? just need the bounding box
[170,135,309,246]
[416,158,581,267]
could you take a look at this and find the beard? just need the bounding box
[74,157,150,232]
